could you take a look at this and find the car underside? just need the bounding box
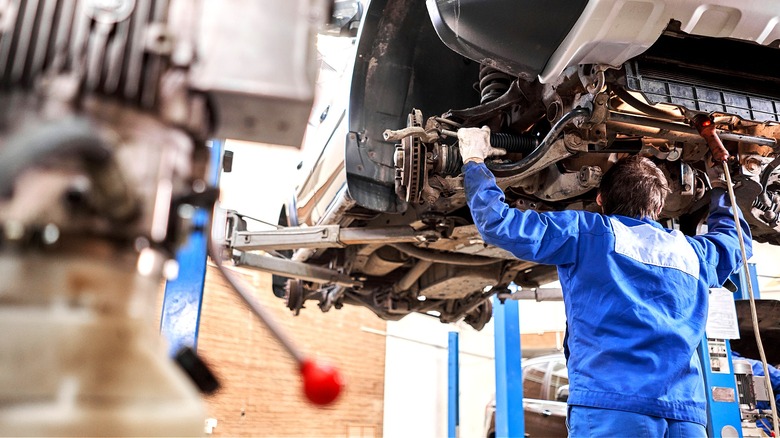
[265,0,780,330]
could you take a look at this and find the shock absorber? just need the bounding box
[479,65,512,103]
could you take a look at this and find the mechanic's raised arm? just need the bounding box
[461,159,581,266]
[691,187,753,287]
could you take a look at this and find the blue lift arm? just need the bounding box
[160,139,224,355]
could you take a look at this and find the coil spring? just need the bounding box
[479,65,512,103]
[753,197,769,211]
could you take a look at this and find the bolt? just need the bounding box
[743,157,762,173]
[566,133,583,148]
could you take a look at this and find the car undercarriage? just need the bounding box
[258,0,780,330]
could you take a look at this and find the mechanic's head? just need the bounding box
[597,155,670,220]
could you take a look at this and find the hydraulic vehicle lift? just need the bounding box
[192,205,777,435]
[163,147,778,429]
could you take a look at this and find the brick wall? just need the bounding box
[521,332,564,350]
[194,265,387,437]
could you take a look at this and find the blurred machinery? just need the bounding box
[734,359,775,437]
[0,0,328,435]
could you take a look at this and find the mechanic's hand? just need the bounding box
[706,155,729,190]
[457,126,506,164]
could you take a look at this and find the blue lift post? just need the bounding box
[493,294,524,438]
[448,332,459,438]
[732,263,760,301]
[160,139,224,355]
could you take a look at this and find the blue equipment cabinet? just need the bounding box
[697,265,761,438]
[698,337,743,437]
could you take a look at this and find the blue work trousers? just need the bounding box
[567,406,706,437]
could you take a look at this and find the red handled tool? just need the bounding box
[692,113,729,163]
[208,241,344,406]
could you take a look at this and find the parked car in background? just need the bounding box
[484,353,568,438]
[272,0,780,330]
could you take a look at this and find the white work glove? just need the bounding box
[706,155,729,190]
[457,126,506,164]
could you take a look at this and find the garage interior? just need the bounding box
[2,0,780,437]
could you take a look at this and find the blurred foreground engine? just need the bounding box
[0,0,325,435]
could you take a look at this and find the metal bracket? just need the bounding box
[232,225,343,251]
[222,209,441,287]
[224,210,438,252]
[234,251,362,288]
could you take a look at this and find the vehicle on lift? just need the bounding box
[267,0,780,329]
[484,353,568,438]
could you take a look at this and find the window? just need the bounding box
[522,362,548,399]
[548,361,569,402]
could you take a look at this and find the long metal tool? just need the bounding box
[722,162,779,436]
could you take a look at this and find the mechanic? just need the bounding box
[457,126,753,437]
[733,351,780,434]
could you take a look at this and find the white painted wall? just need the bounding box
[219,141,302,227]
[382,314,498,438]
[381,298,570,438]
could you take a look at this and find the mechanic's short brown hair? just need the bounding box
[598,155,670,220]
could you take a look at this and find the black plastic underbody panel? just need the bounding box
[345,0,480,213]
[626,33,780,122]
[426,0,588,79]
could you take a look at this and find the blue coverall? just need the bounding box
[463,161,753,436]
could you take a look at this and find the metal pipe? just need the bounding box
[613,87,685,121]
[607,119,704,144]
[393,259,433,292]
[235,252,362,288]
[389,243,499,266]
[610,112,778,148]
[208,240,306,364]
[609,112,700,136]
[487,107,591,172]
[715,130,777,148]
[511,288,564,301]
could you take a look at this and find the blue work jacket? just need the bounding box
[463,161,753,425]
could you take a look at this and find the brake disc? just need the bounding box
[464,299,493,331]
[393,109,426,203]
[284,279,305,316]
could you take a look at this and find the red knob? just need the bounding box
[300,359,344,405]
